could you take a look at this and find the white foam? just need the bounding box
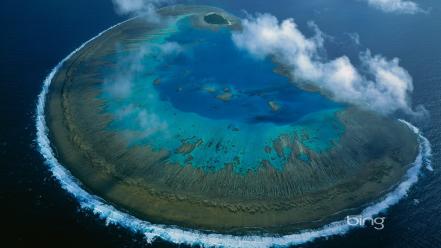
[36,20,432,248]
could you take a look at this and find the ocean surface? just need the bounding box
[1,0,441,247]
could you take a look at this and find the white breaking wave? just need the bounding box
[35,19,432,248]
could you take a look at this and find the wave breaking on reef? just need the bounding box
[36,19,432,248]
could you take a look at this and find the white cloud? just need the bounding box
[232,14,420,115]
[112,0,171,22]
[158,41,182,54]
[114,104,168,138]
[103,45,148,99]
[104,73,133,98]
[347,32,361,46]
[104,42,182,99]
[136,109,168,137]
[365,0,423,14]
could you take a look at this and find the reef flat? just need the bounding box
[46,5,419,234]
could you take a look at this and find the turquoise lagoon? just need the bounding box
[101,17,344,173]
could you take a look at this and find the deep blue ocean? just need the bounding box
[1,0,440,247]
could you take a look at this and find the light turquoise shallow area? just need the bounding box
[99,16,345,173]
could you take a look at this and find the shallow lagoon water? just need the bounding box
[157,18,340,124]
[102,17,343,172]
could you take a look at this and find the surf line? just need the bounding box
[36,18,432,248]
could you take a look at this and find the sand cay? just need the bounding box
[45,5,419,234]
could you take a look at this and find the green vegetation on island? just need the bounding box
[204,12,229,25]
